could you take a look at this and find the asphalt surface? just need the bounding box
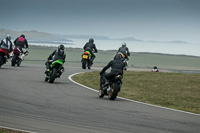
[0,63,200,133]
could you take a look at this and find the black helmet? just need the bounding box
[20,34,25,38]
[89,38,94,43]
[114,54,122,60]
[58,44,65,50]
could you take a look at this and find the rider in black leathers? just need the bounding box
[14,34,29,50]
[45,44,66,77]
[117,42,130,60]
[99,54,124,86]
[83,38,98,64]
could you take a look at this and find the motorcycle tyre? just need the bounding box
[87,60,91,69]
[17,59,22,67]
[45,77,49,82]
[11,54,18,66]
[98,88,105,98]
[0,56,3,68]
[82,59,86,69]
[49,68,58,83]
[108,82,119,100]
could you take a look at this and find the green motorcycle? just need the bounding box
[45,59,64,83]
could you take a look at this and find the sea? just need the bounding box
[30,38,200,57]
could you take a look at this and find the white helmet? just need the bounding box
[122,42,126,47]
[6,34,11,40]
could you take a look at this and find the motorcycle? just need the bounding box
[99,73,123,100]
[0,47,8,68]
[45,59,64,83]
[11,47,28,66]
[116,52,128,71]
[81,51,92,69]
[123,59,128,71]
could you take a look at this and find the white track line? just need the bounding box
[68,72,200,116]
[0,126,37,133]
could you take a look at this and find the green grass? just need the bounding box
[72,71,200,114]
[0,128,27,133]
[23,45,200,71]
[22,45,200,113]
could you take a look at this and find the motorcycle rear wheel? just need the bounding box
[0,56,3,68]
[11,54,18,66]
[82,59,86,69]
[108,82,119,100]
[17,59,22,66]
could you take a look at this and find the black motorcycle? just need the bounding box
[99,73,123,100]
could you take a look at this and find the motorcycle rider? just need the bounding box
[117,42,130,60]
[117,42,130,71]
[99,54,124,87]
[14,34,29,49]
[151,66,159,72]
[0,34,13,61]
[14,34,29,59]
[83,38,98,64]
[45,44,66,77]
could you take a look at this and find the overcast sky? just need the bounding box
[0,0,200,43]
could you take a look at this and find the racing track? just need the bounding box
[0,63,200,133]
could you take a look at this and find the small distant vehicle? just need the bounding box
[81,51,92,69]
[0,47,8,68]
[11,47,28,66]
[99,73,123,100]
[45,59,64,83]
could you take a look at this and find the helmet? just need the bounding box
[122,42,126,48]
[114,54,122,60]
[20,34,25,38]
[89,38,94,43]
[58,44,65,50]
[6,34,11,40]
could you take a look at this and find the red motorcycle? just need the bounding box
[0,47,8,68]
[11,47,28,66]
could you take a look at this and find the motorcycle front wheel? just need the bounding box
[49,68,58,83]
[98,88,105,98]
[45,77,49,82]
[17,59,22,66]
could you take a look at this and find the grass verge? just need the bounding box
[72,71,200,114]
[23,45,200,72]
[0,128,27,133]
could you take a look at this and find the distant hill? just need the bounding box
[0,28,188,44]
[0,28,72,44]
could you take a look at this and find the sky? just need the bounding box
[0,0,200,43]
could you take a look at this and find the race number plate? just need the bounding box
[83,55,89,59]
